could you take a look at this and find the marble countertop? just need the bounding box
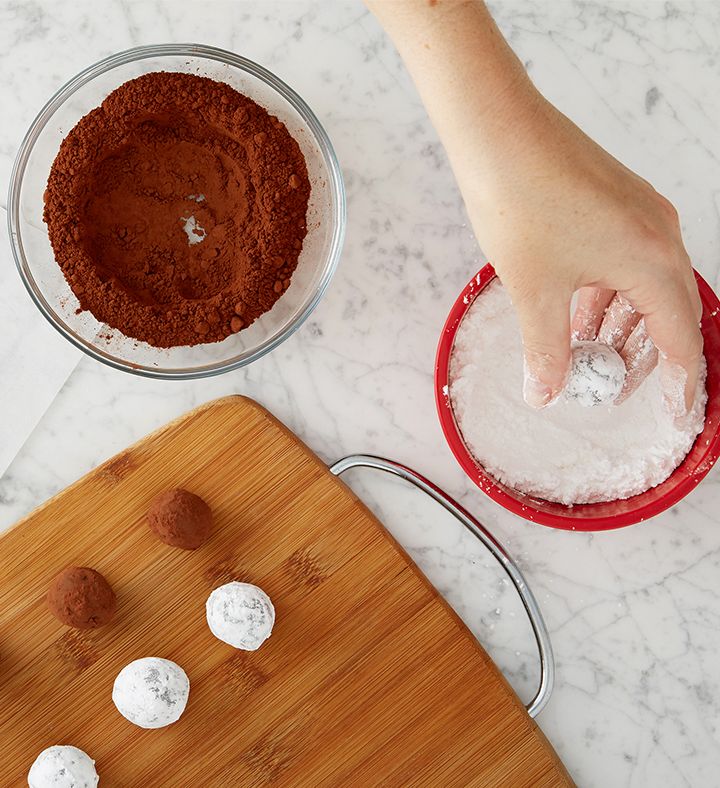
[2,1,720,785]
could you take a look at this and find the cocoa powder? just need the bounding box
[43,71,310,347]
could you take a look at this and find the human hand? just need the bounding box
[366,0,703,413]
[464,92,703,413]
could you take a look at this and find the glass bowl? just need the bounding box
[7,43,345,379]
[435,264,720,531]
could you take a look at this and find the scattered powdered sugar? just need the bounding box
[449,280,707,505]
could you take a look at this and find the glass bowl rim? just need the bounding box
[7,42,346,380]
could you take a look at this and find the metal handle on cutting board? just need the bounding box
[329,454,554,719]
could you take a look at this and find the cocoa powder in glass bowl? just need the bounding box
[9,44,345,378]
[44,71,310,348]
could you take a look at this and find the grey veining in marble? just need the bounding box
[2,2,720,786]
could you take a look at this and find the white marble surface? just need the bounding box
[2,1,720,785]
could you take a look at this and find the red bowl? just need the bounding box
[435,264,720,530]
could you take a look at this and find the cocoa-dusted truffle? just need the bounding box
[147,489,213,550]
[47,566,116,629]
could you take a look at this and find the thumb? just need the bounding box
[513,290,572,409]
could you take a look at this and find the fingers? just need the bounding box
[615,320,658,404]
[595,254,702,409]
[641,279,704,414]
[571,287,615,341]
[516,291,572,408]
[598,294,642,351]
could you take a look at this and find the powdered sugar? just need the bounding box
[449,280,707,505]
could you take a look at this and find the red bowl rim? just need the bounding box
[434,264,720,530]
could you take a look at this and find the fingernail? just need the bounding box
[523,360,556,409]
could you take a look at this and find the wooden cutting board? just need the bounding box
[0,396,572,787]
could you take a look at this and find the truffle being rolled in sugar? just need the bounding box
[564,340,626,407]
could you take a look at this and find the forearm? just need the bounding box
[365,0,545,208]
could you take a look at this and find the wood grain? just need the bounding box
[0,396,573,786]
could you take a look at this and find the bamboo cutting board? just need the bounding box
[0,396,572,786]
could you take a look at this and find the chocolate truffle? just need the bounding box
[47,566,116,630]
[28,745,98,787]
[147,488,213,550]
[112,657,190,729]
[206,582,275,651]
[564,340,626,407]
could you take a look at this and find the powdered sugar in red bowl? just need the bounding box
[434,264,720,530]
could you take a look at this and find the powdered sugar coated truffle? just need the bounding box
[28,745,98,788]
[565,340,626,407]
[112,657,189,729]
[206,582,275,650]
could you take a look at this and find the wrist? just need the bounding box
[449,83,552,209]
